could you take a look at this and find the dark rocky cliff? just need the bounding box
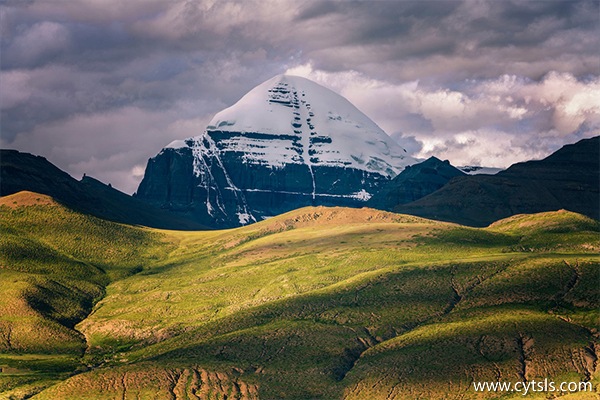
[135,135,391,228]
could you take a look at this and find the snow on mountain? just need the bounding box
[137,74,416,228]
[175,74,413,176]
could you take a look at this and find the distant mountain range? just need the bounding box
[0,150,206,230]
[2,136,598,231]
[1,74,597,229]
[394,136,599,226]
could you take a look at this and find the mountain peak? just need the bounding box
[187,74,413,176]
[137,74,416,228]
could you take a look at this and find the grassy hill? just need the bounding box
[0,191,598,399]
[0,191,172,398]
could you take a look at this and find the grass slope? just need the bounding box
[1,192,598,399]
[0,191,171,397]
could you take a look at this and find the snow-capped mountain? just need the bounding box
[136,74,415,228]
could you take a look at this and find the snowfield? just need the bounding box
[171,74,414,177]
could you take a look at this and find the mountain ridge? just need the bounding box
[367,156,466,210]
[0,149,207,230]
[394,136,600,226]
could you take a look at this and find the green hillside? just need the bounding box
[0,191,598,399]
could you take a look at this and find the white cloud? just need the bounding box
[517,72,600,135]
[414,130,547,168]
[285,63,599,167]
[131,164,146,178]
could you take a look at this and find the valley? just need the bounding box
[0,191,598,399]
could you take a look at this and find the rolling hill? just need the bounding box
[0,191,598,399]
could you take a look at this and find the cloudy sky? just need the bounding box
[1,0,599,194]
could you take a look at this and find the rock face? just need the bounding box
[395,136,600,226]
[367,156,466,211]
[136,75,414,228]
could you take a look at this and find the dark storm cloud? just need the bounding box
[297,0,599,82]
[1,0,598,193]
[294,1,339,21]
